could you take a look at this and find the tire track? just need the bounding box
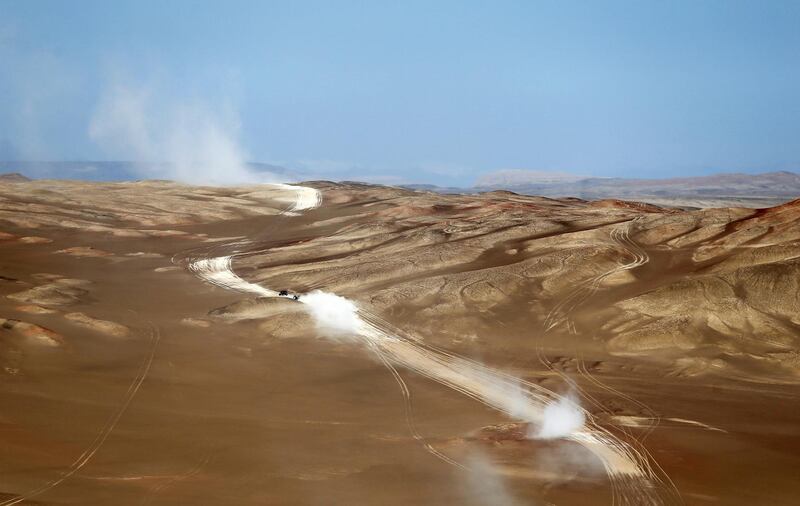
[543,220,648,334]
[185,189,677,505]
[1,324,161,506]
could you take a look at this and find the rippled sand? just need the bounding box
[0,179,798,505]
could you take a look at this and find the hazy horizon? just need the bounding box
[2,160,799,188]
[1,1,799,186]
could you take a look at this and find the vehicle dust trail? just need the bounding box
[188,256,278,297]
[185,187,673,505]
[0,324,161,506]
[357,311,666,493]
[539,220,659,444]
[290,292,668,501]
[185,183,321,296]
[270,183,322,211]
[2,184,316,505]
[535,219,680,503]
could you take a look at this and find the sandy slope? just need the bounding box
[0,180,798,505]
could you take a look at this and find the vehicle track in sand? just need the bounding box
[543,219,649,335]
[183,186,677,505]
[535,219,682,505]
[0,323,161,506]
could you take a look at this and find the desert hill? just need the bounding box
[412,169,800,209]
[0,172,30,182]
[0,178,798,504]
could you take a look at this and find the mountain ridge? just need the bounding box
[409,170,800,208]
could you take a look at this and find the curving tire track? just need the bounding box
[543,220,649,334]
[184,188,677,505]
[535,218,680,504]
[1,324,161,506]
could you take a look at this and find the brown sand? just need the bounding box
[0,180,798,505]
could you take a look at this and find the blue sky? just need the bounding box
[1,0,798,185]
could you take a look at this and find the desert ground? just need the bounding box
[1,178,799,505]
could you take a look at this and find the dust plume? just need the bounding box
[299,291,363,337]
[88,79,278,185]
[493,381,585,440]
[461,451,523,506]
[533,393,585,439]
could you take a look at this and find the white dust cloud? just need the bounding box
[88,80,278,185]
[300,291,362,337]
[495,379,544,425]
[533,394,585,439]
[462,451,521,506]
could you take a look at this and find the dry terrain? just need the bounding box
[418,169,800,208]
[1,178,799,505]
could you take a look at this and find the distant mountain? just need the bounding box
[474,169,800,197]
[401,183,466,194]
[0,172,31,182]
[414,170,800,208]
[475,169,587,186]
[4,162,799,209]
[0,161,295,182]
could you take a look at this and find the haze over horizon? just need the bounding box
[1,1,799,186]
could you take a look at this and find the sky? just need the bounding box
[0,0,798,186]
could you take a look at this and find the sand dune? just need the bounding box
[0,179,798,505]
